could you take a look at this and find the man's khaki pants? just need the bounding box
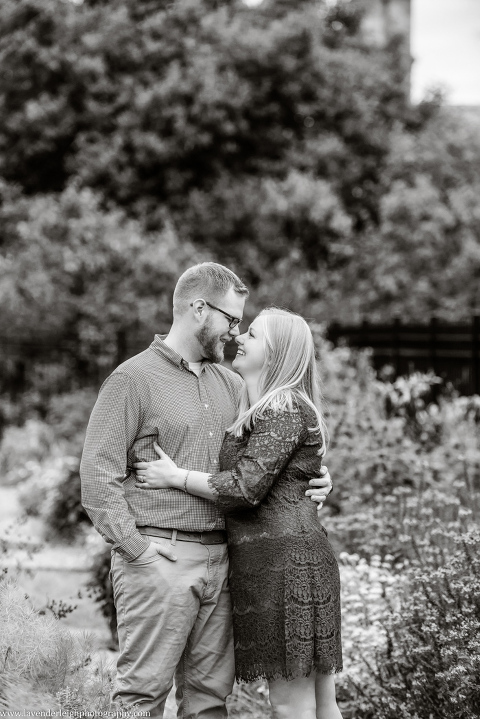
[110,534,235,718]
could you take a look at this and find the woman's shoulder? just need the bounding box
[257,398,314,433]
[292,395,320,422]
[291,396,324,446]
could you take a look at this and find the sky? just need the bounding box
[411,0,480,105]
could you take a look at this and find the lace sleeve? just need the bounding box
[207,408,307,513]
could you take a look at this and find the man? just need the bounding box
[80,262,332,719]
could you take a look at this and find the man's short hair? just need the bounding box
[173,262,249,314]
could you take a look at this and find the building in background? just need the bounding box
[361,0,411,48]
[360,0,411,91]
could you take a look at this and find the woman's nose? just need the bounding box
[235,333,245,345]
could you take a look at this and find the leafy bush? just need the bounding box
[344,527,480,719]
[1,0,478,335]
[0,182,199,399]
[45,389,98,453]
[315,331,480,518]
[41,457,90,543]
[0,419,55,485]
[335,553,400,714]
[16,462,59,519]
[318,340,426,512]
[17,456,89,543]
[86,546,118,648]
[325,456,480,560]
[376,370,445,447]
[12,389,97,540]
[0,390,96,484]
[0,580,138,714]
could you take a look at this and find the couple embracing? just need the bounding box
[80,262,343,719]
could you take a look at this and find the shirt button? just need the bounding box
[209,432,213,437]
[205,404,209,409]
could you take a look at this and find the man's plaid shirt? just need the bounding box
[80,335,243,561]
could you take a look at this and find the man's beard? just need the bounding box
[195,318,225,363]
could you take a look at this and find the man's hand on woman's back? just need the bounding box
[305,465,333,515]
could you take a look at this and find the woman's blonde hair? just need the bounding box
[228,308,328,454]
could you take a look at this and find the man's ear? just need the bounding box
[190,299,206,321]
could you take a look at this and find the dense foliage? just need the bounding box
[0,182,198,396]
[0,580,138,714]
[342,528,480,719]
[0,0,479,381]
[0,0,408,220]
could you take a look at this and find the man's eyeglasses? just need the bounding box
[190,299,242,329]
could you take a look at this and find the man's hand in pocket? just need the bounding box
[135,541,177,563]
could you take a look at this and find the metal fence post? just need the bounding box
[329,321,340,345]
[473,315,480,395]
[361,318,369,349]
[430,316,438,375]
[393,316,401,376]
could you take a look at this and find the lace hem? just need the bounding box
[235,660,344,684]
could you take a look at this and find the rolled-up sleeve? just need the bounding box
[80,372,150,561]
[207,409,307,513]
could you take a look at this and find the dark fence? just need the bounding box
[0,330,240,400]
[0,331,156,399]
[327,316,480,396]
[2,317,479,400]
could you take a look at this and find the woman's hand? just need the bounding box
[134,443,183,489]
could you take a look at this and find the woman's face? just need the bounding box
[232,317,267,378]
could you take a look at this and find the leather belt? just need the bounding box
[138,526,227,545]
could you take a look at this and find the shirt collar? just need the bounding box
[149,334,212,373]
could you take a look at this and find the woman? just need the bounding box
[134,308,343,719]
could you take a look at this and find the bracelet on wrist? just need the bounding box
[183,470,191,493]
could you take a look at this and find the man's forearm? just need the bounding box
[80,463,150,561]
[80,372,149,561]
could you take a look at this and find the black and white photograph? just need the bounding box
[1,0,479,717]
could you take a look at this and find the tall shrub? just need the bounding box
[346,527,480,719]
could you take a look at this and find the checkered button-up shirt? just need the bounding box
[80,335,243,561]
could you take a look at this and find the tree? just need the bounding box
[0,181,200,375]
[1,0,478,327]
[342,111,480,321]
[0,0,414,224]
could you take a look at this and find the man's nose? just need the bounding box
[229,324,241,338]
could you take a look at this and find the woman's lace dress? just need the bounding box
[208,403,342,683]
